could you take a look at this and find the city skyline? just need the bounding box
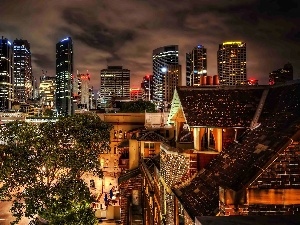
[0,0,299,89]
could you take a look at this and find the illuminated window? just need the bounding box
[119,130,123,139]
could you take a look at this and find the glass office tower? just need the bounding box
[13,39,33,102]
[55,37,73,116]
[0,37,13,110]
[186,45,207,86]
[152,45,179,109]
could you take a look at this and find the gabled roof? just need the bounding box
[168,89,186,124]
[137,131,168,142]
[127,126,145,133]
[175,86,265,128]
[173,82,300,219]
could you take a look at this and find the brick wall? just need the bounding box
[119,174,143,225]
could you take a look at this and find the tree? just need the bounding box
[119,100,156,113]
[0,114,112,224]
[43,108,54,117]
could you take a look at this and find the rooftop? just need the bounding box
[175,85,265,128]
[173,82,300,219]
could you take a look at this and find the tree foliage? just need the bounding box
[119,100,156,113]
[0,113,112,224]
[43,108,54,117]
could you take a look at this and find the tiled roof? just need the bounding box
[127,126,145,133]
[173,82,300,219]
[137,131,168,142]
[176,86,265,127]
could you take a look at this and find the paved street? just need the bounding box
[0,201,30,225]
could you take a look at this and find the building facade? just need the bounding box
[99,66,130,108]
[73,72,91,109]
[269,62,293,85]
[0,37,13,111]
[130,88,143,101]
[152,45,179,109]
[164,64,181,107]
[186,45,207,86]
[217,42,247,85]
[13,39,33,103]
[89,87,95,109]
[141,75,153,101]
[55,37,73,116]
[39,75,55,107]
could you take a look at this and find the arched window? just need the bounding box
[119,130,123,139]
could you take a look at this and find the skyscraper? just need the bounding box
[0,37,13,110]
[99,66,130,108]
[130,88,143,101]
[55,37,73,116]
[217,41,247,85]
[141,74,153,101]
[13,39,33,103]
[39,74,55,107]
[164,64,181,105]
[186,45,207,86]
[79,72,91,109]
[152,45,179,108]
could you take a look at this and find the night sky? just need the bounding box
[0,0,299,90]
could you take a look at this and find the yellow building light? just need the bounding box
[223,41,242,45]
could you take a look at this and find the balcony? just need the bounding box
[118,158,129,169]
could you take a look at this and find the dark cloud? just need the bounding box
[258,0,299,17]
[0,0,299,89]
[286,28,300,42]
[32,53,54,73]
[61,7,135,61]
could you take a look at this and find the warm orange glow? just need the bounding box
[248,189,300,205]
[130,88,141,92]
[80,73,90,80]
